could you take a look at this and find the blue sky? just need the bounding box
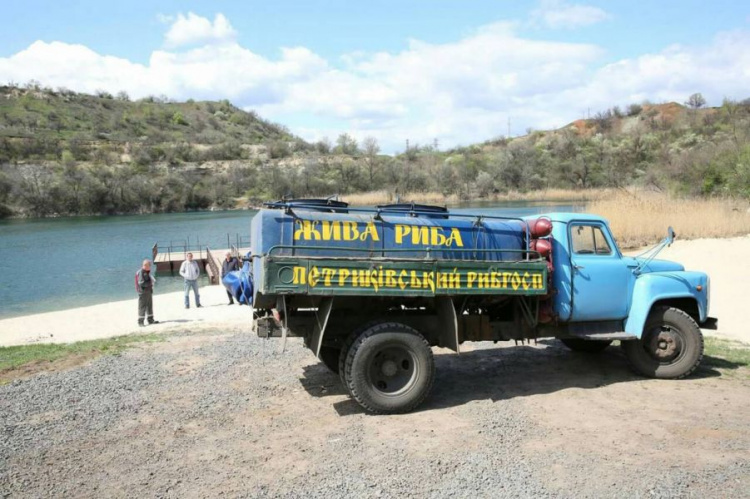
[2,1,750,151]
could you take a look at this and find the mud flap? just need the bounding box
[436,296,460,353]
[310,297,335,359]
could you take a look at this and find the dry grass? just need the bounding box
[342,190,457,206]
[343,188,610,206]
[494,188,611,202]
[589,192,750,249]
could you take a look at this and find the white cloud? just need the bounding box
[1,13,749,152]
[530,0,610,29]
[164,12,237,48]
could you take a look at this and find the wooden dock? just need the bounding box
[152,244,249,285]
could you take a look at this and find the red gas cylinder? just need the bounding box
[530,238,552,258]
[529,218,553,238]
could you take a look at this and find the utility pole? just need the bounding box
[433,138,439,151]
[507,117,511,138]
[405,139,410,152]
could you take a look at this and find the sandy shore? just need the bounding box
[1,236,747,347]
[635,235,749,343]
[0,285,251,347]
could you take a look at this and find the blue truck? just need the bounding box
[228,199,717,414]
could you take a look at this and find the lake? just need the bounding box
[0,201,582,319]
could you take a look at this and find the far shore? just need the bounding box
[0,206,258,221]
[0,188,602,220]
[1,236,748,348]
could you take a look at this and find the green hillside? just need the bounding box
[0,84,294,145]
[1,83,749,218]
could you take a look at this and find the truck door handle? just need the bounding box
[573,264,585,270]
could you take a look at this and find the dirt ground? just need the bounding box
[2,326,749,498]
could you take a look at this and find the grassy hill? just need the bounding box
[0,84,294,145]
[1,83,749,218]
[437,98,750,198]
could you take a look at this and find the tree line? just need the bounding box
[1,92,750,218]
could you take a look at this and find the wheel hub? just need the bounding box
[381,360,398,377]
[647,328,682,362]
[368,346,417,395]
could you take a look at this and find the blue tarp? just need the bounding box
[222,258,254,305]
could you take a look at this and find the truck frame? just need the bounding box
[246,200,716,414]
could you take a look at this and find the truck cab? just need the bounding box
[236,201,716,414]
[542,213,714,379]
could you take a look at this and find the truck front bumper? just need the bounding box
[700,317,719,330]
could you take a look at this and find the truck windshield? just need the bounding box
[571,225,612,255]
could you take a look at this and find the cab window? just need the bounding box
[571,224,612,255]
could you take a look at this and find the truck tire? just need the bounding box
[622,306,704,379]
[343,322,435,414]
[560,338,612,353]
[319,346,341,374]
[338,320,381,393]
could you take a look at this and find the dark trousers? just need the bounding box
[226,289,235,304]
[138,289,154,324]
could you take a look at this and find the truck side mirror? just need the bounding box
[666,226,676,246]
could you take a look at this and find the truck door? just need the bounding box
[569,222,629,321]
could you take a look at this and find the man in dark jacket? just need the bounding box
[221,252,240,305]
[135,259,159,326]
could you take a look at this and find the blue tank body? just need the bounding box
[247,204,528,305]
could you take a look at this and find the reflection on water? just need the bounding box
[0,201,583,318]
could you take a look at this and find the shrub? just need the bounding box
[627,103,643,116]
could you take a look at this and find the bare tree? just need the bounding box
[686,93,706,109]
[362,136,380,183]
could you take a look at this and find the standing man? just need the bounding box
[180,252,202,309]
[221,251,240,305]
[135,259,159,326]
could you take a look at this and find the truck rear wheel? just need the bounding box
[338,321,378,393]
[343,322,435,414]
[560,338,612,353]
[623,306,704,379]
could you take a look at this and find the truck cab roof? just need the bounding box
[530,212,609,224]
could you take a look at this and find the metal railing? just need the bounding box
[153,234,251,262]
[224,233,252,250]
[152,239,207,262]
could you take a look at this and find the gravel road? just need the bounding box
[2,326,749,498]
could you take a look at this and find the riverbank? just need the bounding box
[1,236,747,348]
[0,286,250,347]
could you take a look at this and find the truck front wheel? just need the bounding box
[623,306,704,379]
[342,322,435,414]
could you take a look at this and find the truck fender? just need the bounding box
[624,272,706,338]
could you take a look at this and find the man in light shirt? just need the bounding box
[179,252,202,309]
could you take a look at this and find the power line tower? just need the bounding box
[507,117,511,138]
[433,138,439,151]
